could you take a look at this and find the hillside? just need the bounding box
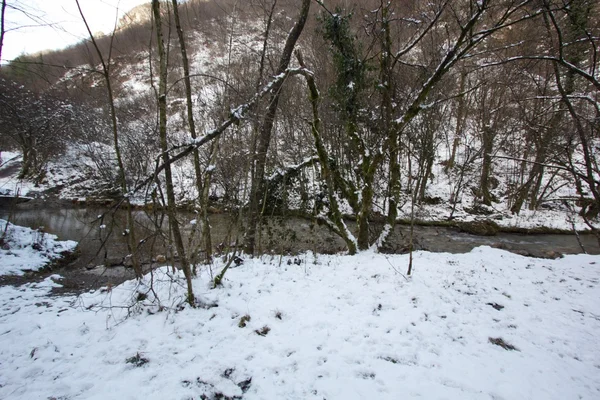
[0,0,599,249]
[1,3,599,398]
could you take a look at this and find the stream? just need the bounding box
[1,199,599,293]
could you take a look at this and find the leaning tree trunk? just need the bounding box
[446,71,468,173]
[152,0,195,305]
[382,2,400,243]
[0,0,5,66]
[75,0,142,278]
[479,125,494,206]
[171,0,213,263]
[244,0,311,255]
[295,50,358,254]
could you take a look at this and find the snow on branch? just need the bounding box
[479,56,600,91]
[266,156,320,183]
[132,66,312,196]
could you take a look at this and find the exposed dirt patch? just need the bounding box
[489,337,519,351]
[0,161,22,179]
[0,259,145,296]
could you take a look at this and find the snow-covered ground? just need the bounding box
[3,145,598,234]
[0,151,39,198]
[0,219,78,276]
[1,247,598,399]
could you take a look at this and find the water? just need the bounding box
[2,203,598,265]
[2,201,598,292]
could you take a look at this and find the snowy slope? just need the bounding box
[0,248,598,399]
[0,219,78,276]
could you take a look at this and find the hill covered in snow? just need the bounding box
[0,0,598,249]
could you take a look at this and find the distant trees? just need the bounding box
[542,0,600,238]
[1,0,599,259]
[0,79,74,180]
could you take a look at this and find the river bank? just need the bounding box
[1,198,599,295]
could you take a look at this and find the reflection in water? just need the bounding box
[1,206,599,270]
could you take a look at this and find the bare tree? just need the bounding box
[244,0,311,255]
[0,0,6,65]
[75,0,142,278]
[0,79,74,179]
[151,0,196,305]
[310,0,540,252]
[543,0,600,241]
[170,0,216,264]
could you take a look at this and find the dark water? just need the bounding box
[1,204,599,267]
[2,201,599,293]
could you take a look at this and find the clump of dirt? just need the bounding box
[489,337,519,351]
[238,314,251,328]
[255,326,271,336]
[486,302,504,311]
[126,352,149,367]
[184,369,252,400]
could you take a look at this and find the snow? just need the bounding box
[0,219,78,276]
[1,244,598,399]
[0,151,20,167]
[0,152,38,197]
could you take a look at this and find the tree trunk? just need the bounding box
[244,0,310,255]
[75,0,142,278]
[479,126,494,206]
[296,50,357,254]
[381,2,400,239]
[0,0,6,66]
[152,0,195,305]
[171,0,203,201]
[201,141,219,263]
[171,0,213,264]
[357,183,374,250]
[418,149,435,203]
[446,71,468,173]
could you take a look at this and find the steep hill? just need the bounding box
[0,0,599,244]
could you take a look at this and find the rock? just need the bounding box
[421,196,443,205]
[458,220,499,236]
[123,254,133,267]
[543,251,563,259]
[105,257,123,267]
[464,204,494,215]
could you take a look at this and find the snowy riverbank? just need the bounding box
[0,219,78,276]
[0,248,599,399]
[2,149,599,234]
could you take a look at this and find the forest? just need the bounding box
[1,1,600,399]
[1,0,599,296]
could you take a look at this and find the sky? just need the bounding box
[1,0,151,64]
